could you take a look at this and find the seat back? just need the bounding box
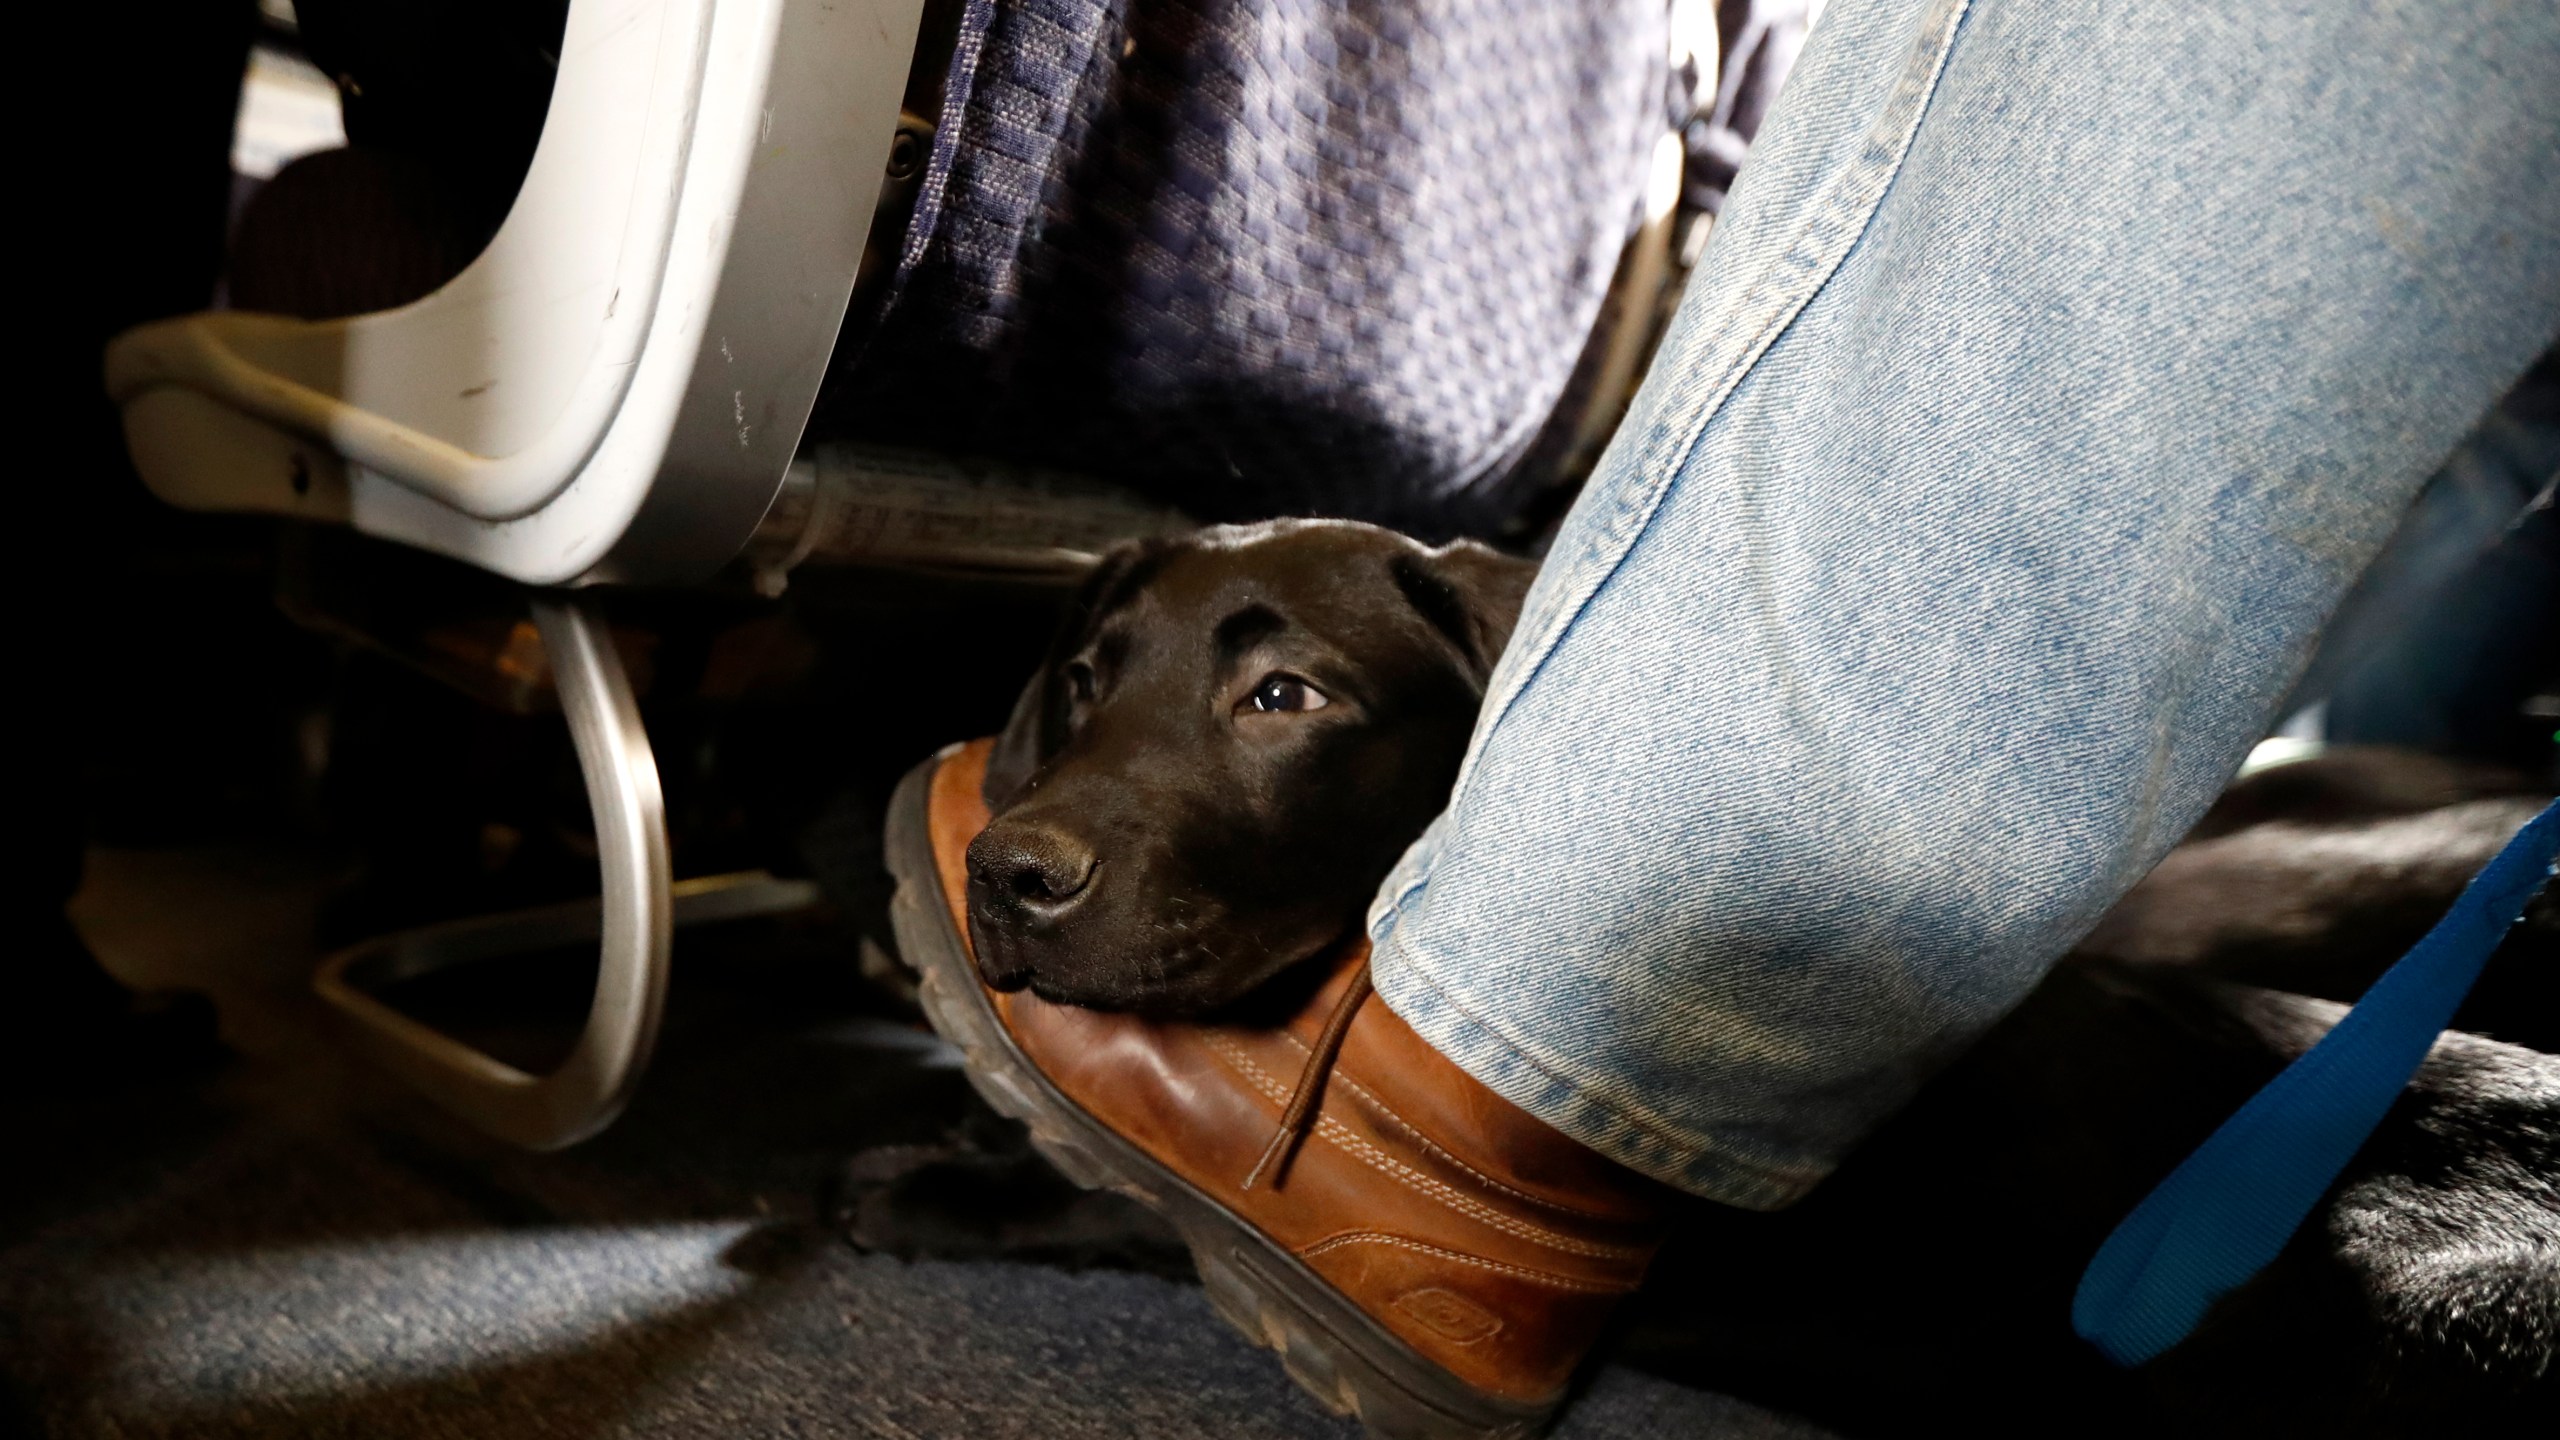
[108,0,929,586]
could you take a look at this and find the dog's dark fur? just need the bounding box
[966,520,1529,1013]
[867,520,2557,1436]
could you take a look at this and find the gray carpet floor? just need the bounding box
[5,848,1835,1440]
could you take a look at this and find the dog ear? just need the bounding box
[983,540,1163,809]
[1388,539,1537,688]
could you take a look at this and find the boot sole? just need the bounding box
[886,751,1556,1440]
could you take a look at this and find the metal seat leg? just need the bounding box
[312,594,816,1148]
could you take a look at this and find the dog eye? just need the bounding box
[1063,661,1097,705]
[1244,673,1329,714]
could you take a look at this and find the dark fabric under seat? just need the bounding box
[816,0,1672,538]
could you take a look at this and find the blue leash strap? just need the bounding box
[2072,795,2560,1368]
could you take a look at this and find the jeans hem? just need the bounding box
[1368,928,1826,1211]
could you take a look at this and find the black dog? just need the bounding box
[965,519,1529,1014]
[869,519,2557,1436]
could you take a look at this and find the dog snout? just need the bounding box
[968,822,1098,916]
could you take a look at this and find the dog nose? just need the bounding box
[967,823,1098,916]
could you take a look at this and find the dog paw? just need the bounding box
[822,1121,1188,1278]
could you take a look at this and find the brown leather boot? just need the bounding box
[887,740,1669,1440]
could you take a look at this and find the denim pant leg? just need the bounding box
[1366,0,2560,1208]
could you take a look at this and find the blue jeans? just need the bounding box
[1366,0,2560,1208]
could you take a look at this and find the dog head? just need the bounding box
[965,519,1533,1015]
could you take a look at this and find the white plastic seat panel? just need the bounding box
[111,0,703,523]
[108,0,926,587]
